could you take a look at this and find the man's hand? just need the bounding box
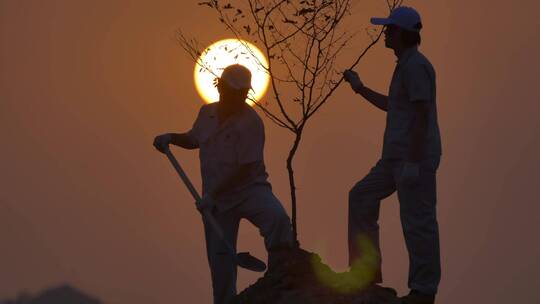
[196,195,216,212]
[153,133,172,153]
[343,69,364,93]
[399,162,420,186]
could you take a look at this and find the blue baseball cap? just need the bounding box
[371,6,422,32]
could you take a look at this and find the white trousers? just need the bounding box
[348,157,441,294]
[203,186,293,304]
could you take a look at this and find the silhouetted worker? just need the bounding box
[343,6,442,304]
[153,64,294,304]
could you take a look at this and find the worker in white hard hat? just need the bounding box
[154,64,294,304]
[343,6,442,304]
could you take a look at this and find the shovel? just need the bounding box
[163,147,267,272]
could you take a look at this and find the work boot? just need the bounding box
[267,245,295,272]
[400,289,436,304]
[374,284,397,296]
[351,284,397,304]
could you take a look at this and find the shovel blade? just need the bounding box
[237,252,267,272]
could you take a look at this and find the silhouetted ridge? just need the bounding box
[1,284,101,304]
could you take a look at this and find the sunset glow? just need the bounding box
[194,39,270,105]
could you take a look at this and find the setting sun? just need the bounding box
[193,39,270,105]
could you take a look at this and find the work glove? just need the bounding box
[343,69,364,93]
[153,133,172,153]
[196,195,216,212]
[399,162,420,186]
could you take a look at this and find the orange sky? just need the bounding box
[1,1,540,303]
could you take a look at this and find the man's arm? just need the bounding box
[154,106,206,152]
[407,101,430,162]
[355,86,389,112]
[404,62,434,162]
[153,132,198,153]
[343,69,388,112]
[169,133,198,150]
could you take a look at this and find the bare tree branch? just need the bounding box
[179,0,404,244]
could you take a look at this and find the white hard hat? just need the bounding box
[220,64,252,90]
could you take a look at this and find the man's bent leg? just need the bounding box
[203,208,241,304]
[348,159,396,283]
[396,157,441,295]
[239,186,294,251]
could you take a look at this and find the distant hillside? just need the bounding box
[1,285,101,304]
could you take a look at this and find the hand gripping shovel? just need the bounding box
[163,148,267,272]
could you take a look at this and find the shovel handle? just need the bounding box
[164,148,201,201]
[164,148,227,241]
[162,147,267,272]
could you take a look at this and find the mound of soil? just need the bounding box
[233,247,400,304]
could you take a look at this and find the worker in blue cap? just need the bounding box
[343,6,442,304]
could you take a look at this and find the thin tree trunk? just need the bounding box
[287,130,303,246]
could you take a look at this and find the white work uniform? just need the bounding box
[187,102,293,304]
[382,46,442,159]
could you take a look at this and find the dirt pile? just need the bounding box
[233,247,400,304]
